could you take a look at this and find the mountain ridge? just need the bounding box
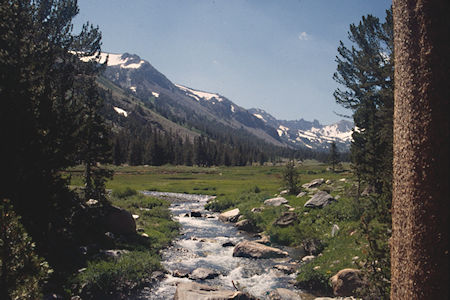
[91,52,352,151]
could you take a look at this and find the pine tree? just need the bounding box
[282,160,300,195]
[333,8,393,299]
[74,66,113,201]
[0,0,112,285]
[329,142,339,172]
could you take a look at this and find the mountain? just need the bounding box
[91,52,283,147]
[83,52,352,153]
[248,108,354,151]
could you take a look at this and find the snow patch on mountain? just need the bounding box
[253,113,266,122]
[175,84,223,102]
[277,125,290,137]
[152,92,159,98]
[79,52,145,69]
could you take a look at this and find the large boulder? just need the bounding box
[304,191,335,208]
[233,241,288,259]
[302,178,325,189]
[264,197,288,207]
[274,212,298,227]
[268,288,302,299]
[189,268,219,281]
[103,205,136,235]
[173,282,256,300]
[330,268,364,297]
[218,208,240,223]
[235,219,257,232]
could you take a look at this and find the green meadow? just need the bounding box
[68,160,366,294]
[68,160,351,196]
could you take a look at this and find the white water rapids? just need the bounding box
[136,191,305,299]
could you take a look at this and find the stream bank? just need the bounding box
[136,191,308,299]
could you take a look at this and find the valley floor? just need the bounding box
[68,161,366,299]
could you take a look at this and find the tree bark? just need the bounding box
[392,0,449,299]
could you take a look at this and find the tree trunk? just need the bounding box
[391,0,449,299]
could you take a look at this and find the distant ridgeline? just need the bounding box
[88,52,353,166]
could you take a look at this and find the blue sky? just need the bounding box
[74,0,391,124]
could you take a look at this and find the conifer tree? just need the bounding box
[282,160,300,195]
[0,0,112,279]
[329,142,339,172]
[333,8,393,299]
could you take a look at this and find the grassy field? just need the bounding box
[68,160,351,196]
[69,160,365,295]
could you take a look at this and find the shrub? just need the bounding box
[0,199,50,299]
[77,251,161,298]
[296,262,332,294]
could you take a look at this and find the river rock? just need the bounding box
[233,241,288,259]
[235,219,256,232]
[222,241,235,247]
[268,288,302,300]
[264,197,288,207]
[273,263,298,274]
[173,269,190,278]
[103,205,136,235]
[189,268,219,280]
[304,191,336,208]
[174,282,256,300]
[302,178,325,189]
[190,211,202,217]
[330,268,364,297]
[254,235,270,245]
[218,208,240,223]
[274,212,298,227]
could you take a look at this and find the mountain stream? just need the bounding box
[136,191,306,299]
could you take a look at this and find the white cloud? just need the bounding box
[298,31,311,41]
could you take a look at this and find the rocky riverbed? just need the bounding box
[136,191,306,300]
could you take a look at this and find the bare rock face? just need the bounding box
[274,212,298,227]
[304,191,335,208]
[218,208,240,223]
[264,197,288,207]
[268,288,303,299]
[104,205,136,235]
[233,240,288,259]
[173,282,256,300]
[330,268,364,297]
[189,268,219,281]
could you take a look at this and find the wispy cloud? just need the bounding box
[298,31,311,41]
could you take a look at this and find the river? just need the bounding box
[136,191,306,299]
